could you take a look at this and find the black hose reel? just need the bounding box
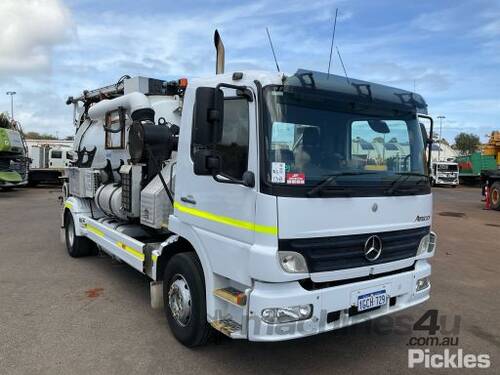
[128,117,178,181]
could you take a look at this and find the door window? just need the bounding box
[51,150,62,159]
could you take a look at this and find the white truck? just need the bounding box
[430,161,459,187]
[61,33,437,346]
[27,140,73,185]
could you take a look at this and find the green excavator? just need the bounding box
[0,113,28,189]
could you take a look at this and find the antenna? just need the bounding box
[336,46,350,84]
[265,27,280,72]
[327,8,339,79]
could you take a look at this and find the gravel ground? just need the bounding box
[0,185,498,374]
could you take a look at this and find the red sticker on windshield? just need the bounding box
[287,172,305,185]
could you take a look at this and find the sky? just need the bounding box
[0,0,499,142]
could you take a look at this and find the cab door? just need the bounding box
[174,83,258,282]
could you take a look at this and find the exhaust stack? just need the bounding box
[214,30,225,74]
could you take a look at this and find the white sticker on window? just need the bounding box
[271,162,286,183]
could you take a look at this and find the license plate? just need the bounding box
[357,290,387,311]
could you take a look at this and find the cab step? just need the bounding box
[210,319,242,337]
[213,287,247,306]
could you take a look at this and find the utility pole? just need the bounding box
[437,115,446,161]
[6,91,16,121]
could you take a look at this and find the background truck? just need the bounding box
[430,161,459,187]
[61,32,437,347]
[457,152,497,184]
[27,140,73,185]
[480,131,500,209]
[0,114,29,189]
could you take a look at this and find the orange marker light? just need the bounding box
[178,78,188,88]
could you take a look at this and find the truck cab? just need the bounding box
[0,121,29,189]
[431,161,459,187]
[63,69,437,346]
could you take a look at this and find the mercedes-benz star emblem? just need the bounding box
[364,235,383,262]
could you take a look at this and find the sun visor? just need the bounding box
[282,69,428,115]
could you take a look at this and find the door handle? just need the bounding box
[180,196,196,205]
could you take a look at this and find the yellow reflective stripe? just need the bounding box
[86,224,104,237]
[152,254,158,263]
[116,241,145,261]
[173,201,277,235]
[64,202,73,209]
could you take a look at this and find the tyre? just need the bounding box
[163,252,211,347]
[490,182,500,210]
[64,212,97,257]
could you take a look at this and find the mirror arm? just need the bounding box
[215,83,254,102]
[212,171,243,185]
[212,171,255,188]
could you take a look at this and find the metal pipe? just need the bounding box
[88,92,152,121]
[6,91,16,120]
[437,115,446,161]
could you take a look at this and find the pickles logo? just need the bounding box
[415,215,430,222]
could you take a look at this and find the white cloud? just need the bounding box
[0,0,73,75]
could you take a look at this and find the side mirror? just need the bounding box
[193,149,220,175]
[192,87,224,146]
[419,122,431,144]
[417,114,434,171]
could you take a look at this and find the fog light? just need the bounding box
[261,304,313,324]
[278,251,308,273]
[416,276,430,291]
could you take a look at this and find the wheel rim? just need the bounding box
[67,218,75,248]
[492,189,499,205]
[168,274,192,327]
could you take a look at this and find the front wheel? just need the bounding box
[64,212,97,257]
[163,252,211,347]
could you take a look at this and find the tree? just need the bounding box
[439,138,450,146]
[0,112,11,129]
[24,131,58,140]
[454,132,481,155]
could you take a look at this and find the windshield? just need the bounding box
[262,86,429,197]
[436,164,458,172]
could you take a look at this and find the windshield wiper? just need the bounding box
[307,171,375,197]
[385,172,429,195]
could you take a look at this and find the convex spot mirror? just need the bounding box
[367,120,390,134]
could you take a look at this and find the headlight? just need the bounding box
[261,304,313,324]
[417,231,437,255]
[278,251,308,273]
[429,231,437,253]
[417,234,430,255]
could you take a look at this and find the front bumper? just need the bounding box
[247,260,431,341]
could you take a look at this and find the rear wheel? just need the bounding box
[490,182,500,210]
[163,252,211,347]
[64,212,97,257]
